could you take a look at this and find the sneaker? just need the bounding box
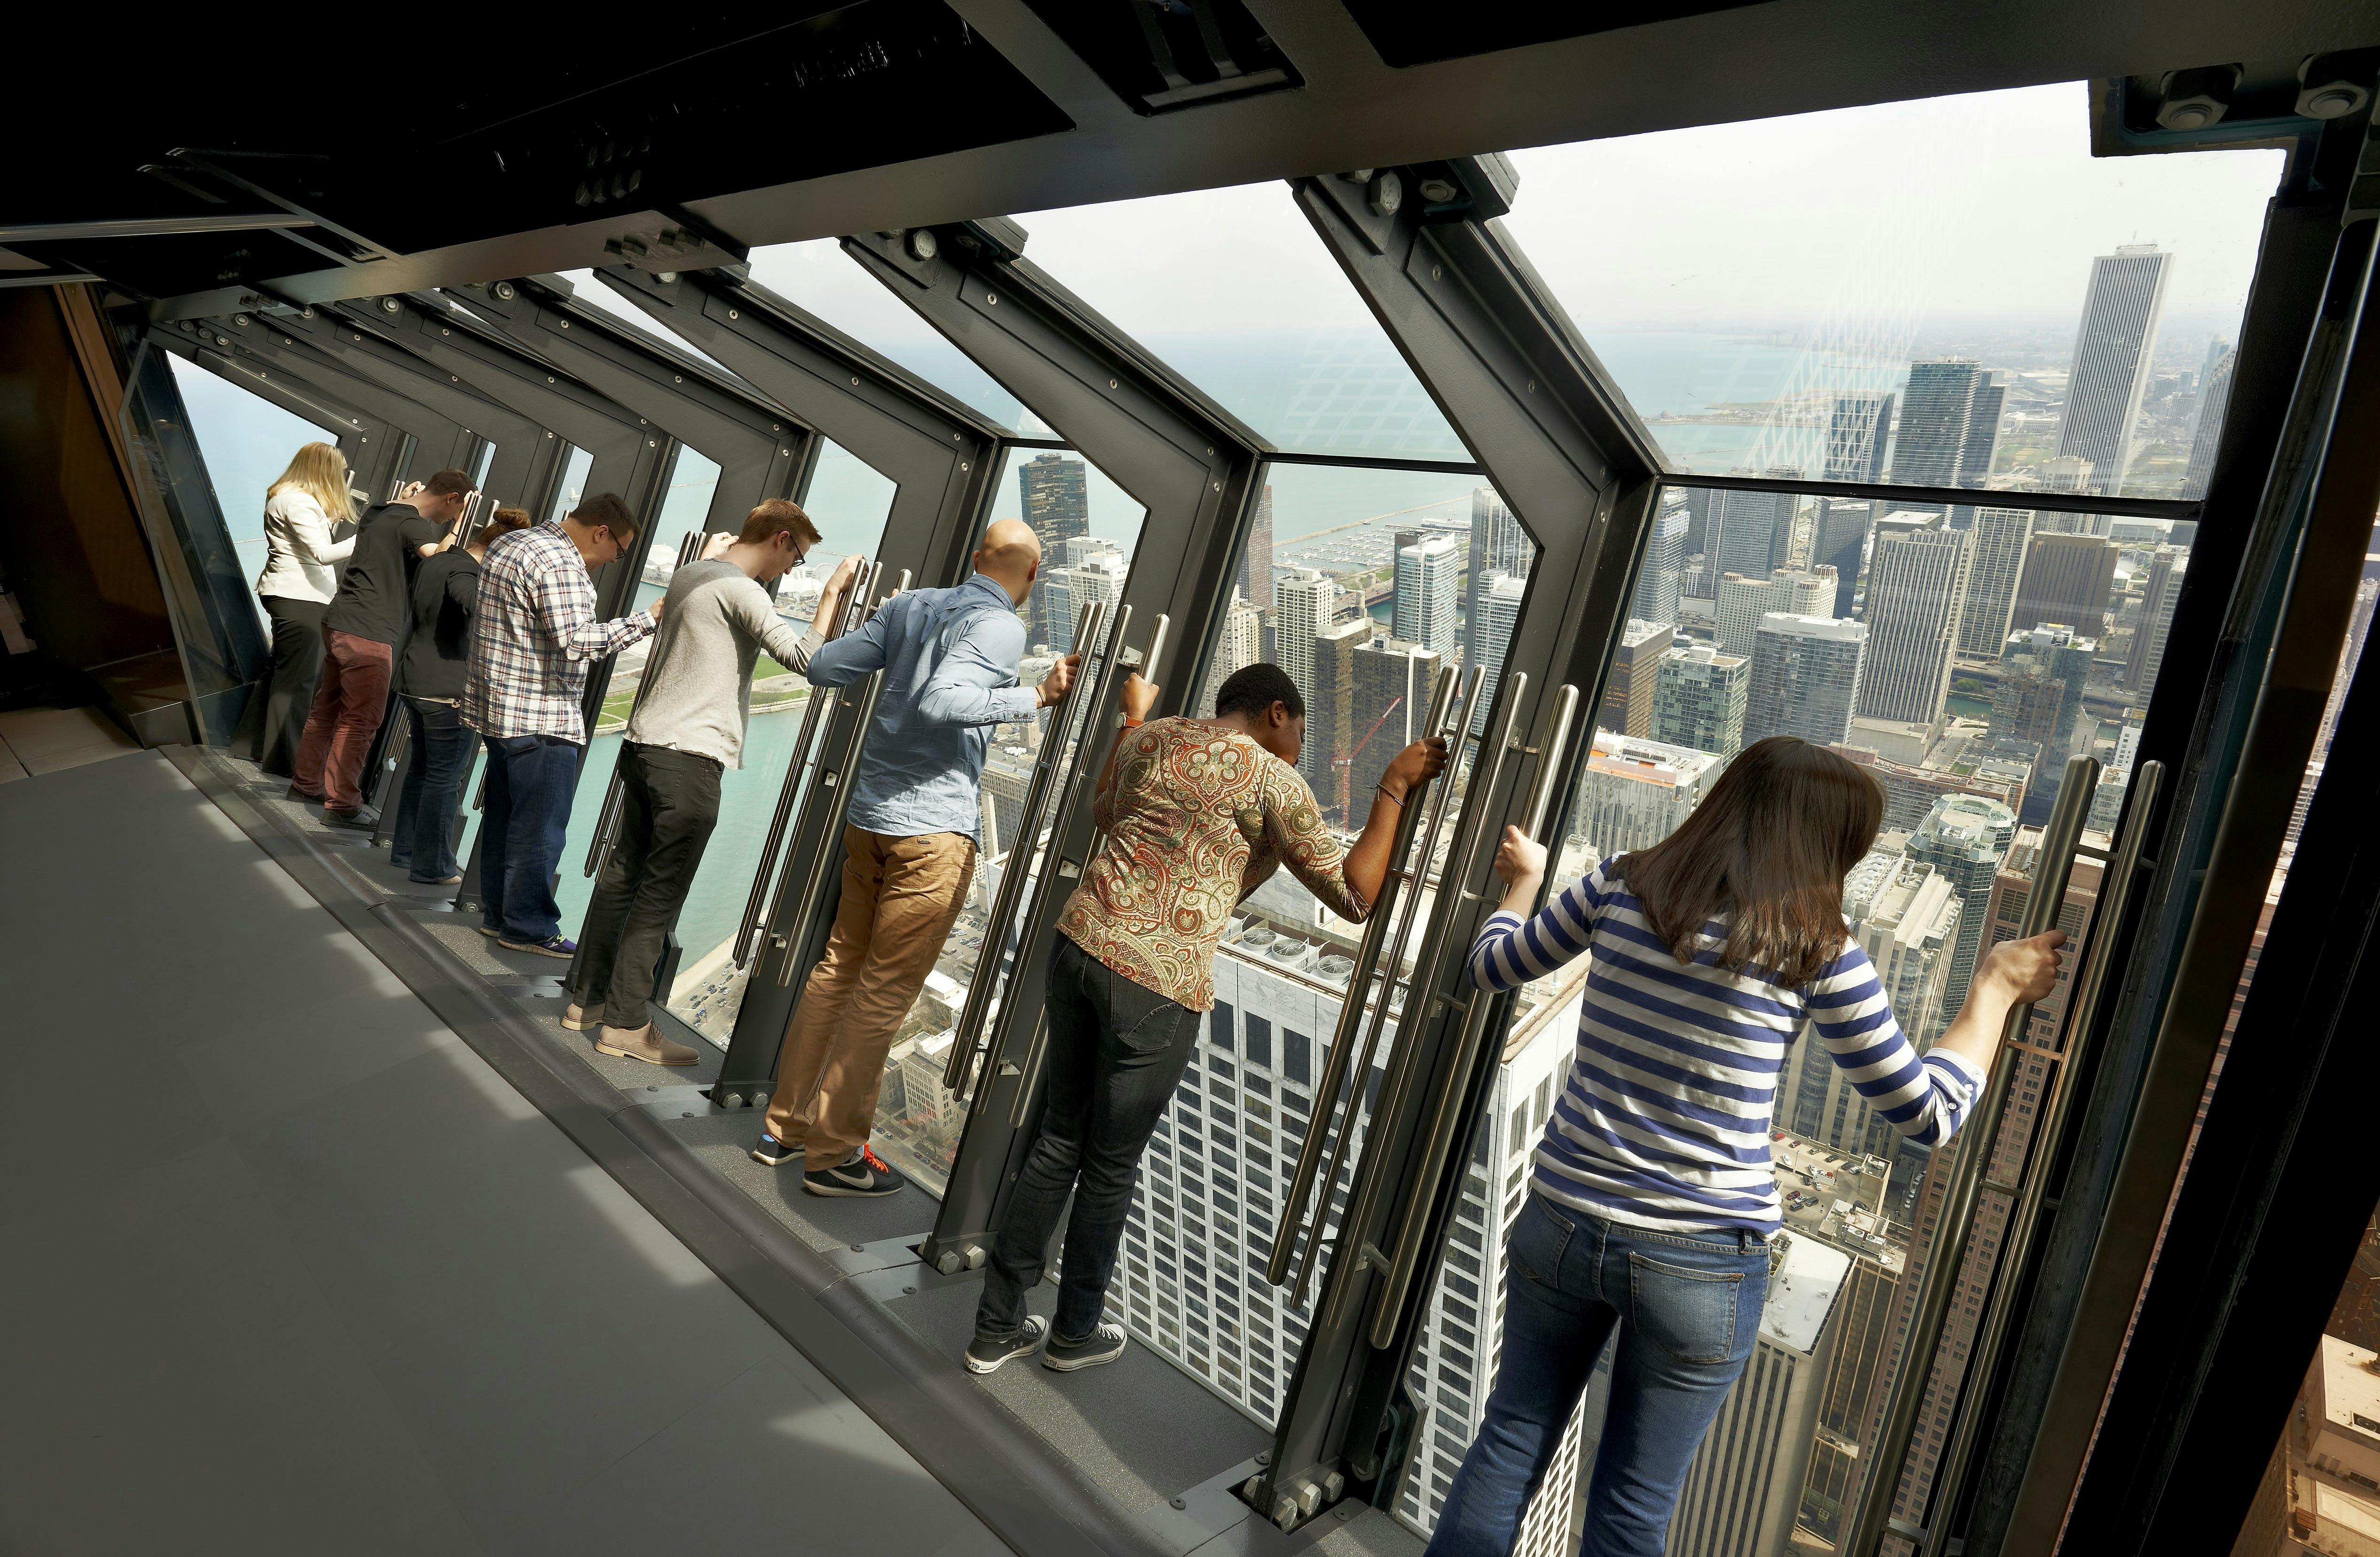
[284,784,323,804]
[965,1316,1049,1376]
[560,1001,599,1032]
[750,1132,801,1168]
[477,924,503,938]
[499,934,578,960]
[803,1144,905,1198]
[593,1023,699,1067]
[322,806,381,832]
[1043,1321,1129,1373]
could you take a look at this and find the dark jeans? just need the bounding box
[390,699,475,881]
[1425,1196,1767,1557]
[974,936,1201,1346]
[478,732,583,943]
[569,743,720,1030]
[253,595,326,778]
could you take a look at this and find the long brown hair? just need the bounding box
[1622,736,1885,985]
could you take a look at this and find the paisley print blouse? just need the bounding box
[1057,717,1370,1011]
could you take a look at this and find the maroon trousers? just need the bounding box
[293,627,394,810]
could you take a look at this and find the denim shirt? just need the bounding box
[810,572,1038,843]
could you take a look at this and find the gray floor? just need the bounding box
[0,752,1007,1557]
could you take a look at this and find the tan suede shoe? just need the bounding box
[561,1002,598,1032]
[594,1024,699,1067]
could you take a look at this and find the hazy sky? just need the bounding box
[733,81,2281,352]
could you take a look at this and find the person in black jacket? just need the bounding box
[389,505,530,883]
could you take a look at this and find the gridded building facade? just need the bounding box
[1748,613,1868,747]
[2054,245,2173,496]
[1595,620,1674,739]
[1717,567,1836,658]
[1394,534,1460,657]
[1651,643,1749,760]
[1858,512,1973,725]
[1957,507,2036,657]
[1018,452,1090,647]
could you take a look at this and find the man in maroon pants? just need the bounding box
[293,470,471,827]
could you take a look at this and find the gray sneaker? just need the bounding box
[1043,1321,1128,1372]
[965,1316,1049,1376]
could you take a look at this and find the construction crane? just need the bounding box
[1333,694,1404,821]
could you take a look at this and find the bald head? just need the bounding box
[974,518,1042,606]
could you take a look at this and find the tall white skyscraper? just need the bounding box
[1564,729,1721,855]
[1276,567,1334,714]
[2124,545,2188,694]
[1956,507,2036,657]
[1198,594,1263,715]
[1717,568,1836,657]
[1858,512,1973,723]
[1049,548,1128,649]
[1472,572,1526,735]
[2055,245,2174,497]
[1747,614,1868,746]
[1465,488,1532,666]
[1393,534,1459,657]
[1630,501,1687,628]
[1667,1235,1855,1557]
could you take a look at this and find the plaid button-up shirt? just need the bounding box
[461,523,654,743]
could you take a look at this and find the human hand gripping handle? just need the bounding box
[814,556,861,637]
[1933,928,2069,1078]
[1035,652,1081,708]
[1119,673,1159,723]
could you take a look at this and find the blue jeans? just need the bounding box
[478,733,583,942]
[1426,1195,1766,1557]
[390,699,474,881]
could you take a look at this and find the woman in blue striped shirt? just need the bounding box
[1427,736,2065,1557]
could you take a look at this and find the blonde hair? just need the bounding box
[268,442,357,523]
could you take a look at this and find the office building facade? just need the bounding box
[1712,475,1801,581]
[1350,638,1442,808]
[1019,452,1091,647]
[1275,567,1334,717]
[2054,244,2174,496]
[2184,344,2235,500]
[1905,792,2020,1015]
[1858,512,1973,723]
[1564,729,1720,857]
[1393,534,1459,657]
[2126,544,2188,693]
[1595,620,1674,738]
[1652,643,1749,760]
[1748,614,1869,747]
[1826,392,1894,484]
[1894,361,1987,489]
[1305,615,1375,805]
[1464,488,1532,666]
[2011,532,2118,635]
[1198,594,1263,715]
[1956,507,2036,657]
[1630,500,1687,628]
[1472,572,1527,736]
[1813,498,1873,618]
[1239,483,1276,614]
[1717,567,1837,657]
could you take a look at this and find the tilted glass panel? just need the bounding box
[1501,82,2282,504]
[868,445,1150,1196]
[1073,462,1540,1457]
[1400,466,2186,1546]
[544,444,594,524]
[745,240,1031,433]
[167,354,350,631]
[1010,183,1466,462]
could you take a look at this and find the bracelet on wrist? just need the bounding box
[1377,783,1405,806]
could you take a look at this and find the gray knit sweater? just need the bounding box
[623,559,822,769]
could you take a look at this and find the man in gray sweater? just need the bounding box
[563,499,856,1065]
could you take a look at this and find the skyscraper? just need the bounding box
[1048,547,1128,649]
[1350,638,1441,808]
[1826,392,1895,484]
[1677,485,1714,565]
[1959,373,2006,489]
[1564,730,1720,855]
[2184,344,2235,500]
[1018,452,1090,647]
[1858,512,1973,723]
[1652,643,1749,759]
[1990,663,2067,744]
[1712,476,1799,580]
[1716,567,1836,657]
[1813,498,1874,618]
[1471,573,1527,736]
[1197,595,1262,715]
[2126,544,2188,692]
[1955,507,2036,657]
[1747,614,1868,747]
[1895,361,1987,489]
[1667,1235,1854,1557]
[1595,620,1675,740]
[1392,534,1459,657]
[1906,792,2019,1014]
[2054,245,2174,496]
[2002,623,2096,753]
[2011,532,2119,635]
[1629,500,1687,628]
[1275,568,1333,717]
[1238,484,1276,614]
[1464,488,1532,667]
[1305,616,1374,804]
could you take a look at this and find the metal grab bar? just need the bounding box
[770,568,911,988]
[584,528,709,879]
[1368,682,1579,1348]
[941,600,1112,1094]
[1324,670,1531,1332]
[1915,759,2165,1557]
[733,557,882,966]
[1006,609,1173,1129]
[1268,664,1470,1306]
[1845,752,2102,1557]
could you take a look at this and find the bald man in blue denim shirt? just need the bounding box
[755,519,1080,1197]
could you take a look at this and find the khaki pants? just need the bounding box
[764,826,976,1170]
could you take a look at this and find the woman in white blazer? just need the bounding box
[251,442,358,777]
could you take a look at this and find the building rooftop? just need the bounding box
[1761,1233,1854,1356]
[2319,1336,2380,1451]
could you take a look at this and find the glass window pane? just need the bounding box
[869,446,1150,1195]
[167,354,347,631]
[745,240,1030,432]
[544,444,593,524]
[1501,83,2283,503]
[1010,183,1466,461]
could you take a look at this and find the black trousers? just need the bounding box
[569,743,722,1030]
[254,595,327,777]
[974,935,1201,1344]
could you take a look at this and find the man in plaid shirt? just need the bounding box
[463,493,662,956]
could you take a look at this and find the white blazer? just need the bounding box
[254,488,356,604]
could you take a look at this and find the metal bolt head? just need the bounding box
[1418,177,1458,203]
[1298,1481,1322,1515]
[2298,53,2370,120]
[1108,378,1119,390]
[232,313,250,327]
[986,293,997,306]
[1169,1497,1186,1510]
[907,228,939,262]
[558,318,569,328]
[1321,1470,1344,1501]
[547,376,555,383]
[657,271,678,284]
[1255,1450,1270,1467]
[494,280,517,301]
[851,1242,866,1252]
[1366,171,1403,218]
[936,1249,964,1276]
[380,296,400,313]
[300,306,315,318]
[1273,1496,1298,1529]
[728,309,738,319]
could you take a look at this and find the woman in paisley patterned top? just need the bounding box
[968,662,1447,1376]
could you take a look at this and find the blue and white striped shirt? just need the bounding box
[1469,855,1985,1237]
